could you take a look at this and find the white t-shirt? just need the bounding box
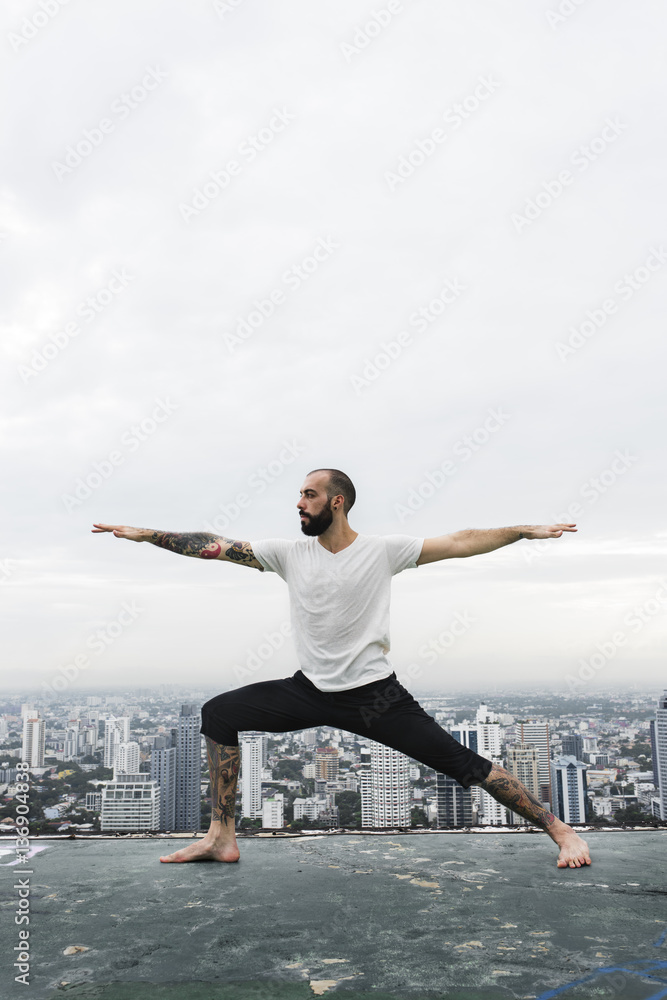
[252,534,423,692]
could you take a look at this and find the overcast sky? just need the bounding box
[2,0,666,700]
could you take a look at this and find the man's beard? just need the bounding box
[300,504,334,536]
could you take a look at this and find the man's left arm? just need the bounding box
[416,524,577,564]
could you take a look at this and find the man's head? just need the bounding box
[297,469,356,536]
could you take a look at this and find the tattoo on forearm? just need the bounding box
[147,530,257,565]
[481,767,556,829]
[205,737,240,827]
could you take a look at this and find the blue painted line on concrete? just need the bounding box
[654,928,667,948]
[535,961,667,999]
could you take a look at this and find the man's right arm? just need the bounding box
[91,523,264,570]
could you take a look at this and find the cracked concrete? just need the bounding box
[1,831,666,999]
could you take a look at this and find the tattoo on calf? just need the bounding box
[481,770,556,829]
[205,738,240,827]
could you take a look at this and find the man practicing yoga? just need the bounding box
[92,467,592,869]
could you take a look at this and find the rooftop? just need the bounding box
[2,830,667,1000]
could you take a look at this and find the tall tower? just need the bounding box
[506,743,540,824]
[436,774,473,827]
[103,716,130,769]
[240,733,264,819]
[315,746,339,780]
[151,745,176,832]
[655,692,667,820]
[174,704,201,832]
[518,721,552,805]
[360,741,411,828]
[550,756,588,824]
[22,714,45,768]
[115,741,140,776]
[561,733,584,761]
[474,704,505,825]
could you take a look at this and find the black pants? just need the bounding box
[200,669,492,789]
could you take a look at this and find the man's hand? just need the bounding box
[92,523,147,541]
[520,524,577,539]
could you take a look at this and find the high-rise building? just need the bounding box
[436,773,473,827]
[474,705,504,825]
[451,724,478,754]
[103,716,130,769]
[175,704,201,832]
[22,714,45,768]
[114,741,140,776]
[100,773,160,831]
[241,733,264,819]
[262,793,284,828]
[315,746,339,780]
[63,723,80,762]
[360,741,411,828]
[85,792,102,811]
[506,743,540,825]
[551,756,588,824]
[561,733,584,761]
[649,720,659,788]
[654,692,667,820]
[151,745,176,831]
[518,721,552,804]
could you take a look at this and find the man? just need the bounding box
[92,467,591,869]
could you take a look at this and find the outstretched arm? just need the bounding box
[416,524,577,564]
[91,523,264,570]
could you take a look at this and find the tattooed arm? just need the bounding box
[91,523,264,570]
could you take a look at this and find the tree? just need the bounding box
[411,806,429,828]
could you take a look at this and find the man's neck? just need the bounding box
[316,523,359,554]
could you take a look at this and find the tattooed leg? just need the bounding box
[478,764,592,869]
[159,740,241,864]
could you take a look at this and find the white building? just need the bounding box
[262,792,284,828]
[100,773,160,831]
[241,733,264,819]
[114,741,140,776]
[293,796,328,821]
[22,714,45,768]
[360,741,411,828]
[474,705,505,825]
[551,756,588,824]
[103,716,130,769]
[655,691,667,821]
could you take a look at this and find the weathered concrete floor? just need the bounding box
[2,831,667,999]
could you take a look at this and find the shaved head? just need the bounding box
[307,469,356,516]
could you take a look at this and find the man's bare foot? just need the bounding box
[159,837,240,864]
[555,829,591,868]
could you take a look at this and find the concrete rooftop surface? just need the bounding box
[2,831,667,1000]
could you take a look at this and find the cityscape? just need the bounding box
[3,686,666,837]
